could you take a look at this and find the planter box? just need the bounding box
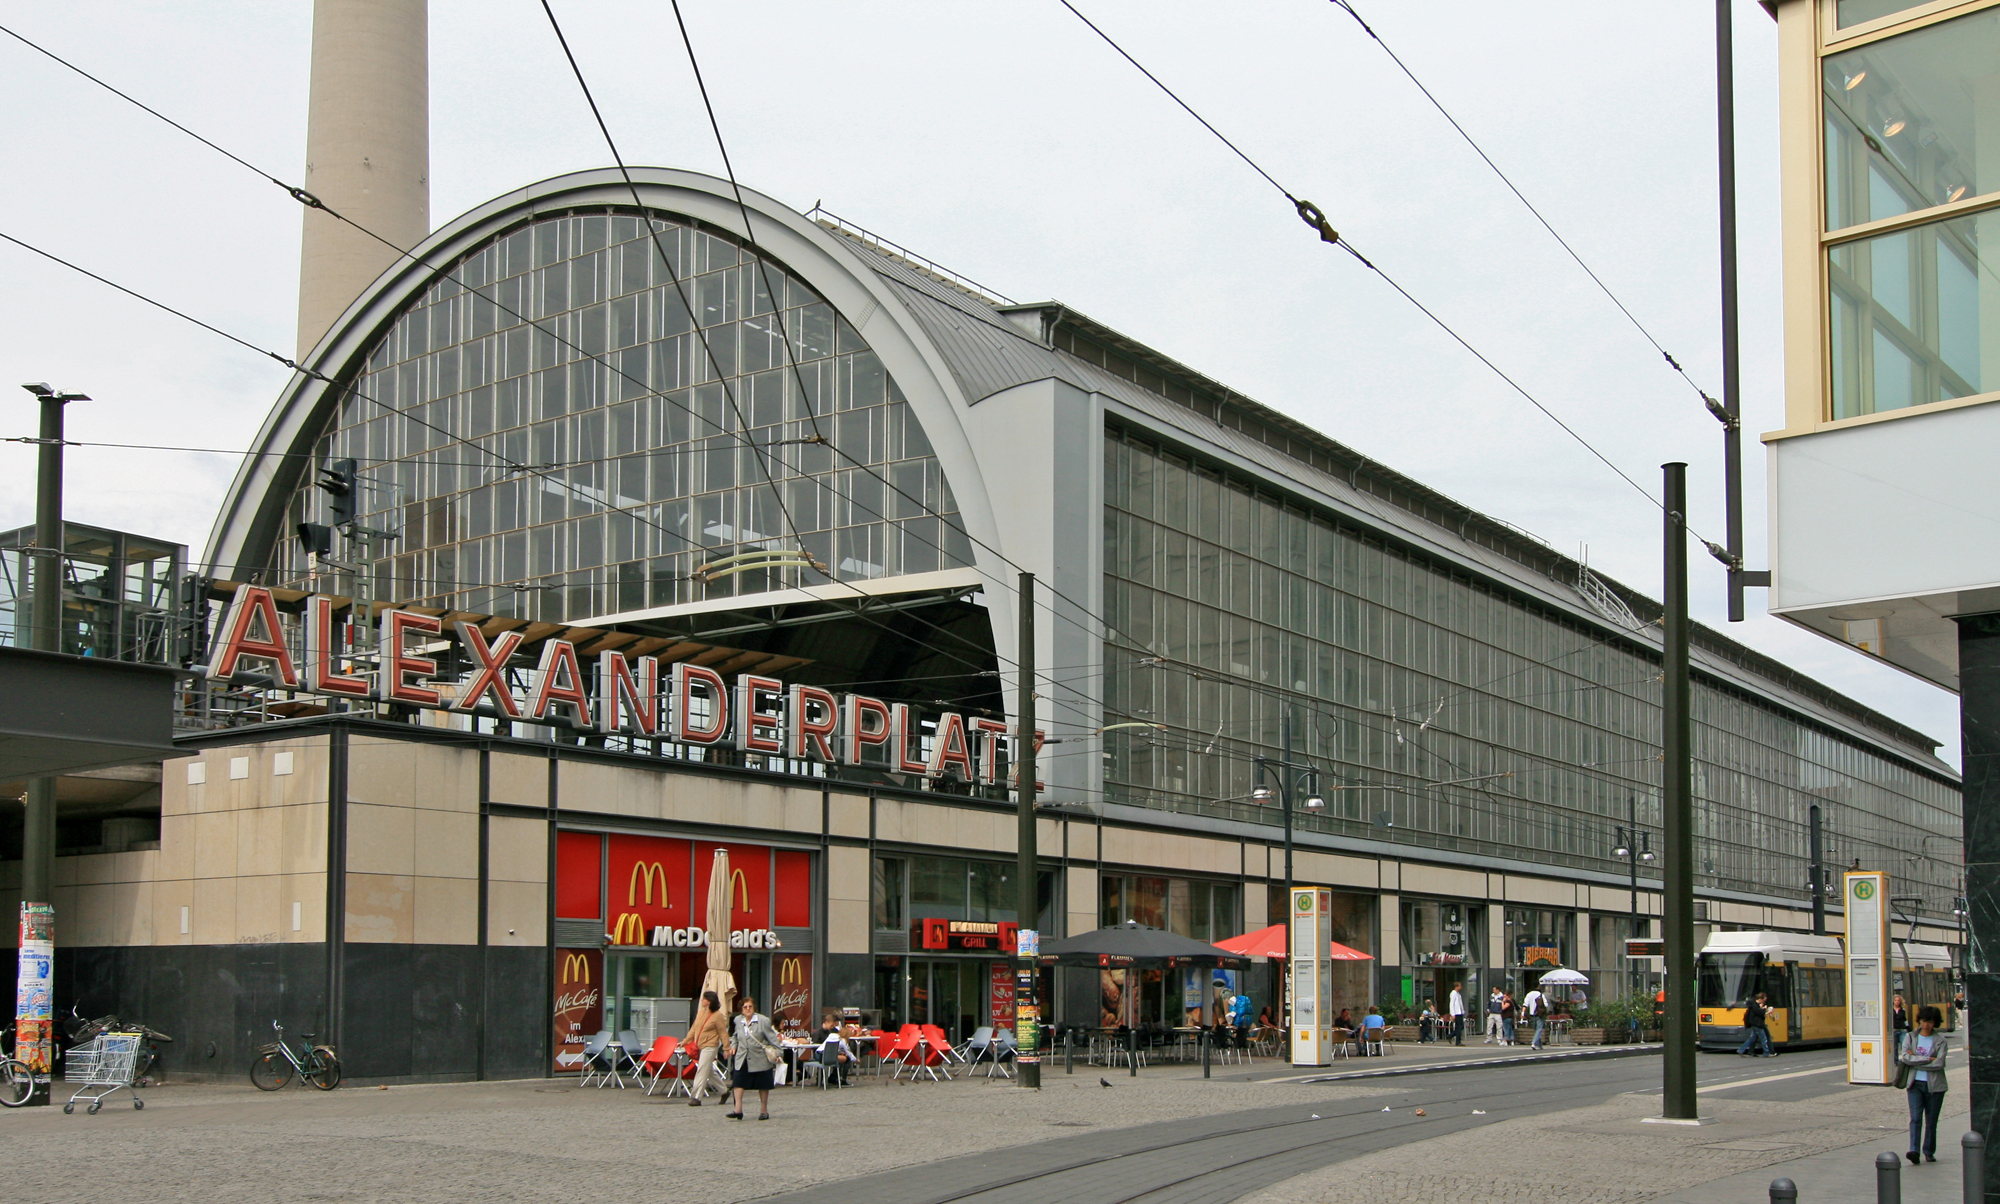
[1570,1027,1616,1045]
[1385,1026,1420,1043]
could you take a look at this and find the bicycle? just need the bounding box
[250,1020,342,1091]
[0,1055,34,1107]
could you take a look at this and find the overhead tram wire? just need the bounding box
[0,228,1015,691]
[1324,0,1718,408]
[1055,0,1721,540]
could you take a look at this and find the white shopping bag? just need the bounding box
[771,1058,788,1086]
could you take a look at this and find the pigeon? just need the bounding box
[1100,1077,1112,1088]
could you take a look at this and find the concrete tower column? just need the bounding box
[296,0,429,359]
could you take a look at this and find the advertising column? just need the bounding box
[1290,888,1332,1066]
[1845,871,1891,1085]
[15,903,53,1105]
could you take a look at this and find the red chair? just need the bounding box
[880,1026,920,1078]
[639,1036,679,1096]
[920,1025,961,1074]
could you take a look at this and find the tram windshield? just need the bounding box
[1698,952,1763,1009]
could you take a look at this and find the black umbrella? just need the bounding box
[1038,920,1249,969]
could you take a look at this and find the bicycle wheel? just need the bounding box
[250,1051,293,1091]
[304,1050,341,1091]
[0,1059,34,1107]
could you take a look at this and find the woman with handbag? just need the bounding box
[1898,1004,1951,1164]
[725,995,784,1121]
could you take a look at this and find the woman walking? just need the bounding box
[685,991,727,1106]
[726,995,784,1121]
[1899,1004,1951,1164]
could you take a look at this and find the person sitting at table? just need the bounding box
[1333,1007,1355,1040]
[818,1016,854,1087]
[1256,1005,1277,1032]
[1361,1006,1386,1056]
[1419,1002,1440,1043]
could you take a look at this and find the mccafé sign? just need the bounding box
[209,587,1044,781]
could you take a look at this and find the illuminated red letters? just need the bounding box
[528,639,590,726]
[206,585,300,687]
[734,674,784,753]
[449,623,524,717]
[842,694,891,765]
[303,595,370,697]
[789,685,838,761]
[671,663,729,744]
[378,610,442,706]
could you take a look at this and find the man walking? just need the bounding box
[1736,990,1775,1057]
[1484,987,1504,1044]
[1523,984,1548,1050]
[1448,982,1467,1046]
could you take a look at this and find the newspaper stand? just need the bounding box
[63,1031,145,1114]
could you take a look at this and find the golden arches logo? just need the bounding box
[561,952,592,985]
[610,913,647,945]
[629,861,671,908]
[730,867,750,911]
[779,956,805,986]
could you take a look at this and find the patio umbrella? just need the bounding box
[700,848,737,1018]
[1214,923,1373,961]
[1535,968,1590,985]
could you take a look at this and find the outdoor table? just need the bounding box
[600,1040,629,1089]
[652,1045,693,1098]
[1551,1017,1573,1045]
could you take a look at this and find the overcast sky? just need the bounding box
[0,2,1962,765]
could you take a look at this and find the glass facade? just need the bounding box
[1821,5,2000,418]
[1098,872,1239,943]
[1101,427,1960,915]
[278,209,972,622]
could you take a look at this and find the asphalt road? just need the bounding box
[764,1048,1859,1204]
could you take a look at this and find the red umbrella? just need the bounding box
[1215,923,1372,961]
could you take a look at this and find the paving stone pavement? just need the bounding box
[1237,1068,1969,1204]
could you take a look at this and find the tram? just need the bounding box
[1696,931,1958,1052]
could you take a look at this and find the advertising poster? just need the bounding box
[773,953,813,1040]
[552,947,603,1073]
[990,962,1016,1032]
[16,903,54,1075]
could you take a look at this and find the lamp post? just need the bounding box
[1253,710,1325,1035]
[1614,795,1656,1001]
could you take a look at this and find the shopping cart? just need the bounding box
[63,1031,145,1114]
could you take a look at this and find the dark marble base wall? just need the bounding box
[1956,613,2000,1200]
[9,942,548,1085]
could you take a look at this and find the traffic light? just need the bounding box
[317,458,357,527]
[295,522,334,557]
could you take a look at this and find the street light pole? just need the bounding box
[1015,571,1040,1089]
[1254,709,1325,1051]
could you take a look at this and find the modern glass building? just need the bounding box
[20,166,1955,1081]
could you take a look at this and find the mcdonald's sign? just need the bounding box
[610,912,647,945]
[773,954,813,1040]
[779,955,806,987]
[561,952,592,985]
[731,867,750,911]
[552,946,603,1073]
[629,861,670,908]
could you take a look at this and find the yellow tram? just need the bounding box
[1696,931,1957,1052]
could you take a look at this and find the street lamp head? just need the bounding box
[20,382,89,403]
[1641,849,1656,863]
[1251,784,1273,803]
[1303,793,1325,811]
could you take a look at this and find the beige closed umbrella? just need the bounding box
[701,848,737,1019]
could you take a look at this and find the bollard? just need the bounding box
[1876,1150,1901,1204]
[1129,1025,1139,1077]
[1064,1028,1074,1076]
[1963,1131,1985,1204]
[1202,1027,1211,1079]
[1768,1177,1797,1203]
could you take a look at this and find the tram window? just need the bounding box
[1698,953,1760,1008]
[1795,969,1816,1010]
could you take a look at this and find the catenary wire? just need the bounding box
[1324,0,1716,405]
[1056,0,1715,536]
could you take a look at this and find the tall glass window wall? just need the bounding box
[279,209,973,621]
[1822,5,2000,417]
[1098,872,1238,943]
[1100,428,1960,914]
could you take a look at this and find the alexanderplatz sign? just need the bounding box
[206,586,1044,783]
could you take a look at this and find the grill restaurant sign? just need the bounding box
[208,588,1043,781]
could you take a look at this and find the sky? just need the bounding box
[0,2,1963,766]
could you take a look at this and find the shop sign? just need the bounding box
[641,926,783,949]
[1519,945,1561,967]
[1415,952,1465,966]
[913,918,1020,953]
[208,588,1044,784]
[989,962,1016,1032]
[773,954,813,1040]
[552,947,603,1073]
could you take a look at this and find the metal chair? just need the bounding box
[577,1031,616,1087]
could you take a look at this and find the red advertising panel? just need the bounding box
[555,831,603,920]
[553,947,603,1073]
[693,841,771,931]
[990,961,1017,1033]
[774,849,812,928]
[606,834,693,945]
[773,952,814,1040]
